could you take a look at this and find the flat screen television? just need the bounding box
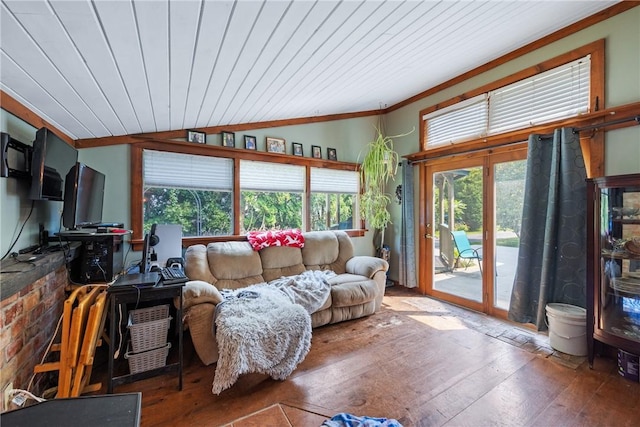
[62,162,106,230]
[30,127,78,201]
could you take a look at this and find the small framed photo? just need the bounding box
[221,131,235,147]
[244,135,257,150]
[187,130,206,144]
[292,142,303,156]
[311,145,322,159]
[266,137,286,154]
[328,147,337,161]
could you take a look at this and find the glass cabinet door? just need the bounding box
[597,182,640,346]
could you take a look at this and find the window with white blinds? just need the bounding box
[141,150,362,235]
[239,160,305,191]
[488,57,590,134]
[423,55,591,147]
[310,167,359,193]
[423,95,488,147]
[143,149,233,190]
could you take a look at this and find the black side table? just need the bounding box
[107,283,184,393]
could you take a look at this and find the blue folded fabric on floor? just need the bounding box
[322,413,403,427]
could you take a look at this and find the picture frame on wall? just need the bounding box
[311,145,322,159]
[244,135,257,150]
[292,142,303,156]
[222,131,235,147]
[328,147,337,161]
[187,130,206,144]
[266,137,286,154]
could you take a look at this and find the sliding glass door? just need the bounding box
[423,148,527,317]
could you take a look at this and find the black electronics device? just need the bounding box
[69,235,124,283]
[63,162,106,230]
[30,127,78,201]
[160,266,188,285]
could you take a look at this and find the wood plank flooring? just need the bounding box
[105,286,640,426]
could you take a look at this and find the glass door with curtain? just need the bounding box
[426,158,486,312]
[423,148,527,316]
[491,153,527,315]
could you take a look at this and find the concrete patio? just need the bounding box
[433,237,519,310]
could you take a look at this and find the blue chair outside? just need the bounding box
[451,230,483,274]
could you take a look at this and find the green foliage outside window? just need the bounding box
[310,193,355,231]
[240,191,303,233]
[144,188,232,236]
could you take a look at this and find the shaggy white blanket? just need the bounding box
[211,271,332,394]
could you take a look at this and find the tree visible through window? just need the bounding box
[144,188,232,236]
[240,191,303,233]
[140,149,360,239]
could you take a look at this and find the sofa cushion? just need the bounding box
[329,274,379,308]
[259,246,306,282]
[207,242,264,287]
[331,300,376,324]
[184,244,217,284]
[302,231,352,274]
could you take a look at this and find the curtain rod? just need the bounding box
[408,114,640,164]
[539,114,640,138]
[572,114,640,134]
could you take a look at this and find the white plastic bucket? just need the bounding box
[545,303,587,356]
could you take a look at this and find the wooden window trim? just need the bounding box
[130,140,363,250]
[418,40,606,168]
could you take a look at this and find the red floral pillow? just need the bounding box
[247,229,305,251]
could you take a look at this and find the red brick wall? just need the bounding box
[1,265,67,399]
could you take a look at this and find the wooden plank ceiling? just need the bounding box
[0,0,619,140]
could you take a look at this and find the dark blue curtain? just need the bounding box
[399,160,417,288]
[508,128,587,330]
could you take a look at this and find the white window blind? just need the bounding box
[311,168,359,193]
[423,94,487,147]
[423,55,590,147]
[488,56,590,134]
[240,160,305,192]
[144,149,233,190]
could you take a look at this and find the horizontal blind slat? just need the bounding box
[143,150,233,190]
[311,168,358,193]
[240,160,305,191]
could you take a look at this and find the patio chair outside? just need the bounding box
[451,230,483,274]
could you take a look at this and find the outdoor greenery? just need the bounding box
[434,160,526,236]
[240,191,302,233]
[144,188,232,236]
[144,188,355,236]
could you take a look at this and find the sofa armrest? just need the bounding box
[174,280,224,311]
[345,256,388,279]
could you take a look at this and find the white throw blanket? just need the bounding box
[269,270,334,314]
[211,271,333,394]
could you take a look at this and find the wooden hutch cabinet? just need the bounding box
[587,173,640,367]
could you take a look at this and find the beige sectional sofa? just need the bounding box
[182,230,389,365]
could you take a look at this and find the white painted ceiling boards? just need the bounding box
[0,0,618,140]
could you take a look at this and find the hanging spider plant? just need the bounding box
[359,125,412,251]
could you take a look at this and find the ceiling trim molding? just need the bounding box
[0,90,75,146]
[387,1,640,113]
[75,109,381,148]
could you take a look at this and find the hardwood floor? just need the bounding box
[107,286,640,426]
